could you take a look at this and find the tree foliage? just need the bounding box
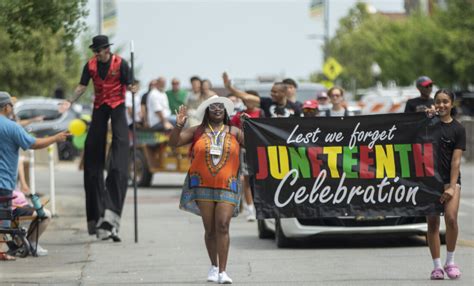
[322,0,474,89]
[0,0,88,97]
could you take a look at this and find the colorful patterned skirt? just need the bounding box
[179,173,241,217]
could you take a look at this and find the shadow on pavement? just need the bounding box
[232,234,428,250]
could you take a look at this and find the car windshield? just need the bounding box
[16,108,62,121]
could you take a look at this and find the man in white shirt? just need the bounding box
[125,80,142,128]
[147,77,174,130]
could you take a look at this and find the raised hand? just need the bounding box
[223,72,231,89]
[176,105,188,127]
[58,100,71,114]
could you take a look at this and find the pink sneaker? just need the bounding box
[430,268,444,280]
[444,264,461,279]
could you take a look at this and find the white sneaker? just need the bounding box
[246,212,256,222]
[34,243,48,256]
[218,271,233,284]
[207,265,218,282]
[246,205,256,222]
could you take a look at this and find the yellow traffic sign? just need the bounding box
[320,80,334,89]
[323,57,343,80]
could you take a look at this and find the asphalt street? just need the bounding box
[0,161,473,285]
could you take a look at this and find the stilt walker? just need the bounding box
[61,35,134,242]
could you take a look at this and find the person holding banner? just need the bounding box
[426,89,466,280]
[60,35,134,242]
[169,95,244,284]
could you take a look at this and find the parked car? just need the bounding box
[258,216,446,248]
[14,97,83,160]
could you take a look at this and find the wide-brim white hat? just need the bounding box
[195,95,234,122]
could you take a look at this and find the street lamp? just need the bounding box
[371,62,382,88]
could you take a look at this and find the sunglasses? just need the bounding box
[208,103,225,111]
[93,47,106,54]
[423,84,433,88]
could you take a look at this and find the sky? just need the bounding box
[83,0,404,88]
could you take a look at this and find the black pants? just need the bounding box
[84,104,129,235]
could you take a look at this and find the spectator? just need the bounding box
[186,76,202,110]
[226,94,244,116]
[302,100,319,117]
[147,77,174,131]
[54,87,65,100]
[140,79,157,128]
[166,78,188,116]
[324,86,350,117]
[405,76,435,113]
[10,157,51,256]
[316,91,331,113]
[228,88,264,222]
[125,80,142,128]
[222,72,300,118]
[186,76,203,127]
[201,79,217,99]
[0,91,68,260]
[283,78,302,108]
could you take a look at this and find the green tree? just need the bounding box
[435,0,474,88]
[0,0,88,97]
[320,0,474,89]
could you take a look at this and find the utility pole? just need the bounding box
[97,0,103,34]
[323,0,330,60]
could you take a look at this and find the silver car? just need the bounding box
[14,97,83,160]
[258,216,446,248]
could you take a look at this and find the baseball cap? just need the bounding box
[303,100,319,109]
[316,91,328,99]
[416,76,433,87]
[0,91,13,107]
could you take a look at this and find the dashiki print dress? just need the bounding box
[179,128,241,217]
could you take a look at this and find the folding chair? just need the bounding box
[10,198,50,257]
[0,195,31,258]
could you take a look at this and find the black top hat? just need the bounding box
[89,35,113,50]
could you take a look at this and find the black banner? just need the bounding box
[243,113,444,218]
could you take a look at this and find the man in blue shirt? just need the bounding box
[0,91,68,260]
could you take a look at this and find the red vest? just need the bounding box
[88,54,126,109]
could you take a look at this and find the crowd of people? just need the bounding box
[0,34,466,284]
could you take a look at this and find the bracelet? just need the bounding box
[176,123,184,129]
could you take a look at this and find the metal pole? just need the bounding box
[98,0,103,35]
[323,0,330,60]
[48,145,56,217]
[130,40,138,243]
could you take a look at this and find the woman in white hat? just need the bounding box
[169,95,244,284]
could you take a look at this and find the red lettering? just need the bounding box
[307,147,323,177]
[413,143,434,177]
[359,145,374,179]
[256,147,268,180]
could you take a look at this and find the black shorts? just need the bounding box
[13,206,34,218]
